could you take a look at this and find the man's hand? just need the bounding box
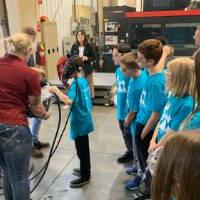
[48,86,59,95]
[38,68,46,76]
[43,111,51,120]
[163,45,171,57]
[32,68,46,76]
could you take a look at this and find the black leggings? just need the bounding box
[75,135,91,180]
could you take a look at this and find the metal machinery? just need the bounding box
[102,6,136,74]
[126,10,200,56]
[143,0,190,11]
[93,7,136,106]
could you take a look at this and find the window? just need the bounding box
[164,23,199,49]
[0,0,9,39]
[129,23,162,49]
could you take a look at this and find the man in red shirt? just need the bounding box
[22,26,50,158]
[0,33,50,200]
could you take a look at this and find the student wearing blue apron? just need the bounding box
[113,44,133,164]
[49,56,94,188]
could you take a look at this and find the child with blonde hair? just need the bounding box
[149,57,195,151]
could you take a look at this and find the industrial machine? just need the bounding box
[101,5,200,74]
[103,6,136,52]
[126,10,200,56]
[143,0,190,11]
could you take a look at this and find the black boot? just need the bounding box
[117,151,133,164]
[70,177,90,188]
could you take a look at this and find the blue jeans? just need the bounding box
[30,118,42,144]
[118,120,133,153]
[135,122,154,174]
[0,124,32,200]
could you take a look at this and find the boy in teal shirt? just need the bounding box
[126,39,168,190]
[49,56,94,188]
[120,52,148,178]
[113,44,133,164]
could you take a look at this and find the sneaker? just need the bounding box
[73,168,81,176]
[125,176,141,191]
[31,147,44,158]
[117,151,133,164]
[126,167,138,175]
[70,178,90,188]
[34,141,50,150]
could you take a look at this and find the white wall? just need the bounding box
[136,0,143,11]
[6,0,21,34]
[115,0,142,10]
[0,0,21,55]
[39,0,97,54]
[40,0,73,42]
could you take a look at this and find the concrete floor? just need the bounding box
[0,105,137,200]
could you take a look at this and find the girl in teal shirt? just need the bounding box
[181,50,200,131]
[49,56,94,189]
[149,57,195,151]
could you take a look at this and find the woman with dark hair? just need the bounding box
[70,30,96,98]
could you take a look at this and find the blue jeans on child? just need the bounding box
[0,124,32,200]
[135,122,154,173]
[132,132,140,169]
[118,120,133,153]
[30,118,42,144]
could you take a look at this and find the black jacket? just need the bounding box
[70,43,96,75]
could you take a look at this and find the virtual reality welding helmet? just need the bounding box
[61,55,82,84]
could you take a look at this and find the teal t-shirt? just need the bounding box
[127,70,148,134]
[184,111,200,130]
[136,72,166,125]
[68,77,94,140]
[116,67,130,120]
[157,95,193,141]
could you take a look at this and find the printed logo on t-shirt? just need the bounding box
[159,102,172,132]
[116,76,127,93]
[140,89,146,106]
